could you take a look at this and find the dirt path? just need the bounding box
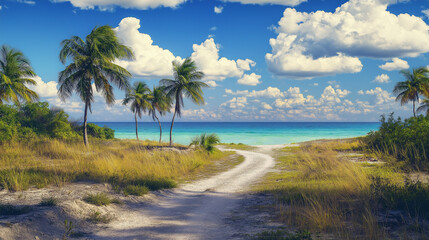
[91,146,278,240]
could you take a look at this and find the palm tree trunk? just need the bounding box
[154,114,162,143]
[170,108,177,146]
[135,112,139,141]
[83,102,89,146]
[413,100,416,117]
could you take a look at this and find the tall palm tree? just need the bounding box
[148,86,172,143]
[122,82,152,141]
[393,67,429,117]
[417,98,429,116]
[0,45,38,105]
[58,26,134,146]
[161,58,208,146]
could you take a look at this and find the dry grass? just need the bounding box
[255,140,428,239]
[0,138,233,193]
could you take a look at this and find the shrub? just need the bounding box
[88,211,113,224]
[190,133,220,153]
[83,193,120,206]
[86,123,115,139]
[0,120,15,144]
[123,185,149,196]
[39,196,59,206]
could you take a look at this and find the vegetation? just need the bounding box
[417,98,429,115]
[149,86,172,143]
[123,184,149,196]
[58,25,134,146]
[83,193,121,206]
[0,137,233,193]
[161,58,208,146]
[363,113,429,170]
[394,67,429,117]
[190,133,220,153]
[0,45,38,105]
[122,81,153,141]
[0,102,114,144]
[39,196,59,206]
[0,204,32,215]
[88,211,114,224]
[256,140,429,239]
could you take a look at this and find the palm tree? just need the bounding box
[122,82,152,141]
[58,26,134,146]
[190,133,220,153]
[148,86,172,143]
[393,67,429,117]
[0,45,38,105]
[161,58,208,146]
[417,98,429,116]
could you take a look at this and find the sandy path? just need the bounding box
[91,146,278,240]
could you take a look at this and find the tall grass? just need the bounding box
[256,141,429,239]
[0,138,232,193]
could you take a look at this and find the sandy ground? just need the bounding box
[0,145,286,240]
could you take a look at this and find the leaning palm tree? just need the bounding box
[58,26,134,146]
[417,98,429,116]
[122,82,152,141]
[0,45,38,105]
[161,58,208,146]
[148,86,172,143]
[393,67,429,117]
[190,133,220,153]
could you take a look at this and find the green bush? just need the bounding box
[86,123,115,139]
[123,185,149,196]
[0,120,15,144]
[364,113,429,170]
[83,193,120,206]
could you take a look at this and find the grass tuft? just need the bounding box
[83,193,120,206]
[88,211,114,224]
[39,196,59,206]
[123,185,149,196]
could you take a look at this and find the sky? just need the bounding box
[1,0,429,122]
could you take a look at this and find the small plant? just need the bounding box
[83,193,121,206]
[62,220,73,240]
[40,196,59,206]
[88,211,114,224]
[190,133,220,153]
[123,184,149,196]
[254,229,312,240]
[0,204,31,215]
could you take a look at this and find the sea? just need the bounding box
[93,122,380,145]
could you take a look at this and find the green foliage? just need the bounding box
[83,193,120,206]
[190,133,220,153]
[88,211,114,224]
[363,113,429,170]
[370,177,429,218]
[40,196,59,206]
[63,219,74,240]
[254,229,312,240]
[0,120,15,144]
[86,123,115,139]
[123,184,149,196]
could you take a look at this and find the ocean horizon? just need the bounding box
[93,122,380,145]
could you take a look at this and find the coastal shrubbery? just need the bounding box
[363,113,429,170]
[0,102,114,143]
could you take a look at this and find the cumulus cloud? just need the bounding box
[274,87,316,108]
[379,58,409,71]
[53,0,186,10]
[262,102,273,110]
[365,87,395,105]
[29,76,58,98]
[191,38,256,81]
[237,73,261,86]
[220,97,247,109]
[373,74,390,83]
[320,86,350,104]
[114,17,183,79]
[223,0,307,6]
[266,0,429,79]
[214,6,223,14]
[423,9,429,19]
[225,87,284,98]
[205,80,218,88]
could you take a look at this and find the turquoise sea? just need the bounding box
[93,122,380,145]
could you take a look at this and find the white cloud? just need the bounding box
[274,87,316,108]
[29,76,58,98]
[237,73,261,86]
[210,26,217,31]
[191,38,256,81]
[423,9,429,19]
[225,87,284,98]
[214,6,223,14]
[320,86,350,104]
[358,90,364,95]
[373,74,390,83]
[220,97,247,109]
[223,0,307,6]
[205,80,218,88]
[114,17,183,79]
[0,5,2,10]
[17,0,35,5]
[262,102,273,110]
[365,87,395,105]
[53,0,185,10]
[379,58,409,71]
[266,0,429,79]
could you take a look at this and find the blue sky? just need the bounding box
[1,0,429,122]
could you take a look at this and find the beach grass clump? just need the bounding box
[122,185,149,196]
[88,211,114,224]
[83,193,121,206]
[255,141,429,239]
[0,204,32,216]
[39,196,59,206]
